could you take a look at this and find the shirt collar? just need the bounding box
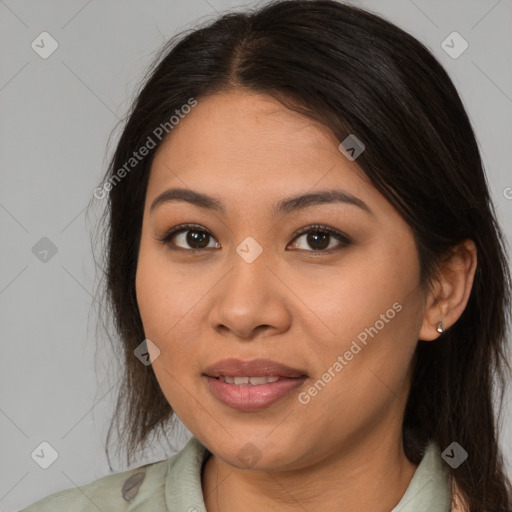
[391,440,451,511]
[164,436,451,511]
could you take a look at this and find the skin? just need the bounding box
[135,90,477,512]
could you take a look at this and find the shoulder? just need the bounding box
[20,457,170,511]
[20,437,208,512]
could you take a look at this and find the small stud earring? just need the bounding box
[437,322,444,333]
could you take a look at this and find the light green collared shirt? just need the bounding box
[21,436,451,511]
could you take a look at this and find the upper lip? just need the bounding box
[203,358,307,378]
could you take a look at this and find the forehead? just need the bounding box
[159,92,337,158]
[145,90,398,223]
[150,91,366,186]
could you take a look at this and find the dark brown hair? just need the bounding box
[92,1,512,509]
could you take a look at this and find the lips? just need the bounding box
[202,358,307,379]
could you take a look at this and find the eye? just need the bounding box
[288,224,351,252]
[157,223,351,253]
[157,223,220,251]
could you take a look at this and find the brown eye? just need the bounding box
[159,224,220,250]
[158,223,350,253]
[289,225,351,252]
[306,231,330,250]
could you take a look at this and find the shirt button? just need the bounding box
[122,471,146,501]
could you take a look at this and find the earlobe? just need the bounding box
[418,239,477,342]
[418,281,448,342]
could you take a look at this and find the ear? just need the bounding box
[418,239,477,341]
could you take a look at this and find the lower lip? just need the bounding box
[204,376,307,411]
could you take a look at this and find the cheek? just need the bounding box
[135,242,213,377]
[303,241,420,345]
[135,246,203,412]
[136,241,193,337]
[301,236,423,394]
[135,250,167,341]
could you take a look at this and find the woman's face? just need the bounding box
[136,90,430,469]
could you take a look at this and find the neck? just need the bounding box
[201,431,418,512]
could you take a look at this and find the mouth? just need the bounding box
[202,358,308,411]
[203,358,307,379]
[213,375,283,385]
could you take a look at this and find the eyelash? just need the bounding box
[157,223,352,254]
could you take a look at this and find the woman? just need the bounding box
[22,1,512,510]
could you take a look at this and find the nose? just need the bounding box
[207,250,292,340]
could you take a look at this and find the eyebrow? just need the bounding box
[150,187,373,216]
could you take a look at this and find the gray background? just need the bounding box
[1,0,511,510]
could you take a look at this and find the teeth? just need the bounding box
[218,375,280,385]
